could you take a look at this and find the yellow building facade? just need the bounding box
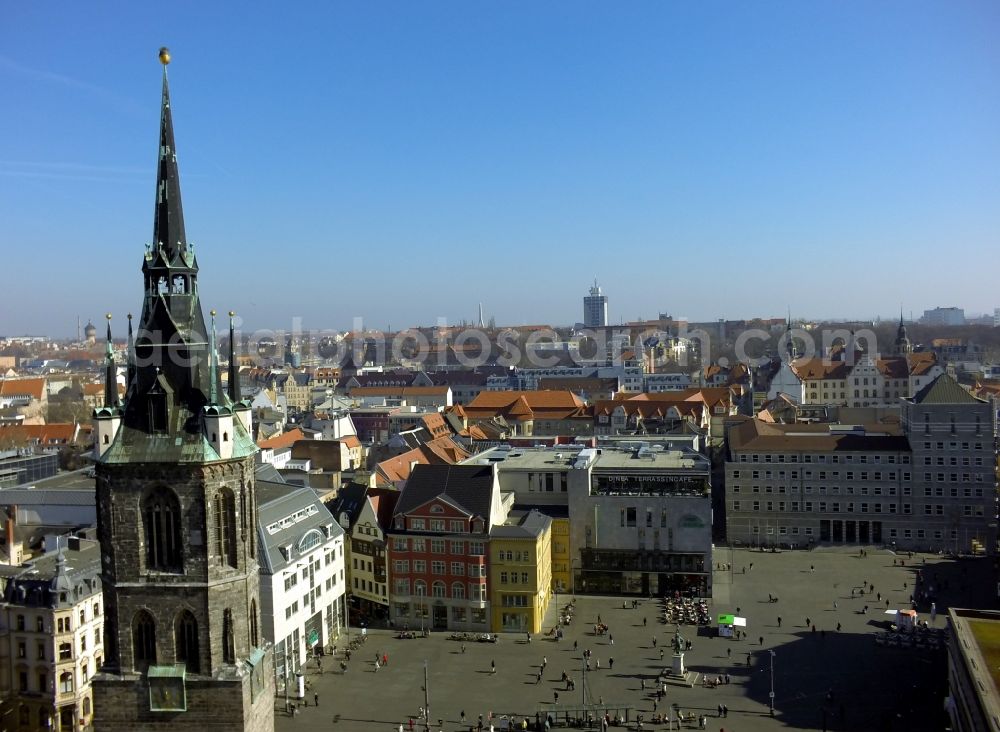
[550,517,571,594]
[489,511,552,634]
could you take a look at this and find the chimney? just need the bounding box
[5,514,14,548]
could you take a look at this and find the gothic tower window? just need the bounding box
[249,599,259,648]
[143,488,182,572]
[222,609,235,664]
[132,611,156,670]
[174,610,200,673]
[214,489,237,568]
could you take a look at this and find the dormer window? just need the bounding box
[430,505,444,514]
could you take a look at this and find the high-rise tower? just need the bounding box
[91,49,272,732]
[583,279,608,328]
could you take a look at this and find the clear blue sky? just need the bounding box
[2,2,999,337]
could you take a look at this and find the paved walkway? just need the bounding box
[276,546,990,731]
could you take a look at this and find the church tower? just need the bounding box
[894,312,912,355]
[91,49,272,732]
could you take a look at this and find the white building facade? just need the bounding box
[256,480,346,692]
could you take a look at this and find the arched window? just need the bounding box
[432,581,446,598]
[83,697,91,716]
[414,580,427,597]
[214,489,237,568]
[132,610,156,670]
[250,599,259,648]
[451,582,465,600]
[174,610,200,673]
[143,488,182,571]
[103,434,109,444]
[222,609,235,664]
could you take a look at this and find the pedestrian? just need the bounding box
[374,659,380,672]
[491,659,496,674]
[553,691,559,704]
[659,648,664,660]
[725,673,730,684]
[726,647,731,659]
[398,724,404,732]
[746,653,751,668]
[777,616,782,628]
[409,718,415,731]
[644,617,648,627]
[609,657,614,670]
[609,634,614,645]
[653,636,657,648]
[383,653,388,667]
[641,678,645,690]
[574,640,578,652]
[723,704,728,717]
[806,617,811,628]
[543,656,547,668]
[461,643,466,654]
[877,592,881,602]
[313,692,318,707]
[759,636,764,646]
[717,704,723,718]
[837,623,842,632]
[811,565,815,572]
[461,711,466,724]
[596,659,601,670]
[750,562,754,571]
[536,670,541,684]
[833,601,838,610]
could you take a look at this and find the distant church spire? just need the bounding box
[103,314,117,408]
[895,307,912,355]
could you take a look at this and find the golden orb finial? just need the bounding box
[210,309,217,317]
[105,313,113,321]
[229,310,236,318]
[158,47,171,66]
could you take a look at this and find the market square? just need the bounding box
[276,545,990,731]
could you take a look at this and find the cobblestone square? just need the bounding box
[276,546,994,732]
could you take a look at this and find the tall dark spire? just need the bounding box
[228,311,241,403]
[153,59,187,263]
[123,49,212,437]
[103,315,118,409]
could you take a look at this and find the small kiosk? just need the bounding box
[717,614,747,638]
[884,608,918,631]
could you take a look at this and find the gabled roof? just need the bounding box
[0,378,45,400]
[909,373,983,405]
[393,464,495,525]
[257,427,306,450]
[350,386,450,397]
[791,358,853,381]
[0,423,79,445]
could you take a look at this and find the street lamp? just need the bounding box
[768,650,776,716]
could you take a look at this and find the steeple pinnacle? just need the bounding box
[125,313,135,388]
[152,48,188,265]
[104,314,118,409]
[228,311,241,403]
[209,310,220,406]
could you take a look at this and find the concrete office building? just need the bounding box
[583,281,609,328]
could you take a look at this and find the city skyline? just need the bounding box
[2,2,999,336]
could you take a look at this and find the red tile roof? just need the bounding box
[257,428,306,450]
[0,378,45,400]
